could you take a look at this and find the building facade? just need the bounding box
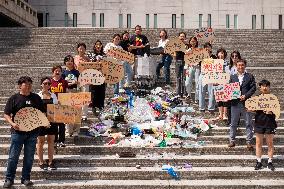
[28,0,284,29]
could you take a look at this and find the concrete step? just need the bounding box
[1,144,284,155]
[1,179,284,189]
[0,154,283,168]
[0,166,283,180]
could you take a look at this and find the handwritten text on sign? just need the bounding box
[108,46,135,64]
[14,107,49,132]
[203,72,230,85]
[77,62,102,73]
[184,48,209,66]
[201,59,224,73]
[58,92,91,107]
[164,37,187,56]
[47,104,82,124]
[101,58,124,84]
[213,82,241,102]
[194,27,216,43]
[245,94,281,119]
[78,69,105,87]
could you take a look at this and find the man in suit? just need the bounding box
[228,59,256,150]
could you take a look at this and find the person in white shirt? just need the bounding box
[155,29,173,85]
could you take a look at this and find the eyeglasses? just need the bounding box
[43,82,51,86]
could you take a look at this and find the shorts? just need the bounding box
[217,101,228,107]
[38,123,58,136]
[254,126,276,135]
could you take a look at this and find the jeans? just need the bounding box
[175,60,185,96]
[185,66,200,101]
[156,54,173,84]
[198,74,216,111]
[114,61,134,94]
[5,131,39,182]
[230,103,253,144]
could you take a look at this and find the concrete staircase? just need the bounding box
[0,28,283,188]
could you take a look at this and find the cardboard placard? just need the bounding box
[47,104,82,124]
[194,27,216,43]
[77,62,102,73]
[164,37,187,56]
[245,94,281,119]
[201,59,224,73]
[184,48,209,66]
[213,82,241,102]
[100,58,124,84]
[107,46,135,64]
[78,69,105,87]
[203,72,230,85]
[58,92,91,107]
[14,107,49,132]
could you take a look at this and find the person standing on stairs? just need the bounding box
[62,55,81,137]
[37,77,58,171]
[74,43,91,121]
[228,59,256,150]
[50,65,68,148]
[87,40,106,115]
[3,76,45,188]
[254,80,277,171]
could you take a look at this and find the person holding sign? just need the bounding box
[228,59,256,150]
[37,77,58,171]
[184,36,200,103]
[3,76,45,188]
[87,40,107,114]
[253,80,277,171]
[155,29,173,85]
[50,65,68,147]
[174,32,188,97]
[129,25,150,56]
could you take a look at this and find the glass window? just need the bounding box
[127,14,131,28]
[226,14,230,29]
[146,14,149,29]
[119,14,123,28]
[279,15,283,30]
[181,14,184,29]
[154,14,157,28]
[234,14,238,29]
[199,14,203,28]
[73,13,77,27]
[45,13,49,27]
[172,14,176,28]
[92,13,96,27]
[261,15,264,29]
[208,14,211,27]
[64,13,68,27]
[100,13,104,27]
[252,15,256,29]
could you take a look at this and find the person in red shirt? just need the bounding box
[50,65,68,147]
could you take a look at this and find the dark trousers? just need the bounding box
[175,60,185,96]
[90,83,106,109]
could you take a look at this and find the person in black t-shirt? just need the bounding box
[3,76,45,188]
[254,80,277,171]
[129,25,150,56]
[62,55,80,91]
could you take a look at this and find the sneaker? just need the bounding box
[254,161,263,170]
[228,142,235,147]
[21,180,33,186]
[49,161,57,170]
[39,163,48,171]
[81,116,87,121]
[58,142,66,147]
[267,162,275,171]
[3,179,14,188]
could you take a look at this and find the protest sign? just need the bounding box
[213,82,241,102]
[78,69,105,87]
[245,94,280,119]
[107,46,135,64]
[201,59,224,73]
[194,27,216,43]
[77,62,102,73]
[184,48,209,66]
[164,37,187,56]
[58,92,91,107]
[47,104,82,124]
[203,72,230,85]
[14,107,49,132]
[100,58,124,84]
